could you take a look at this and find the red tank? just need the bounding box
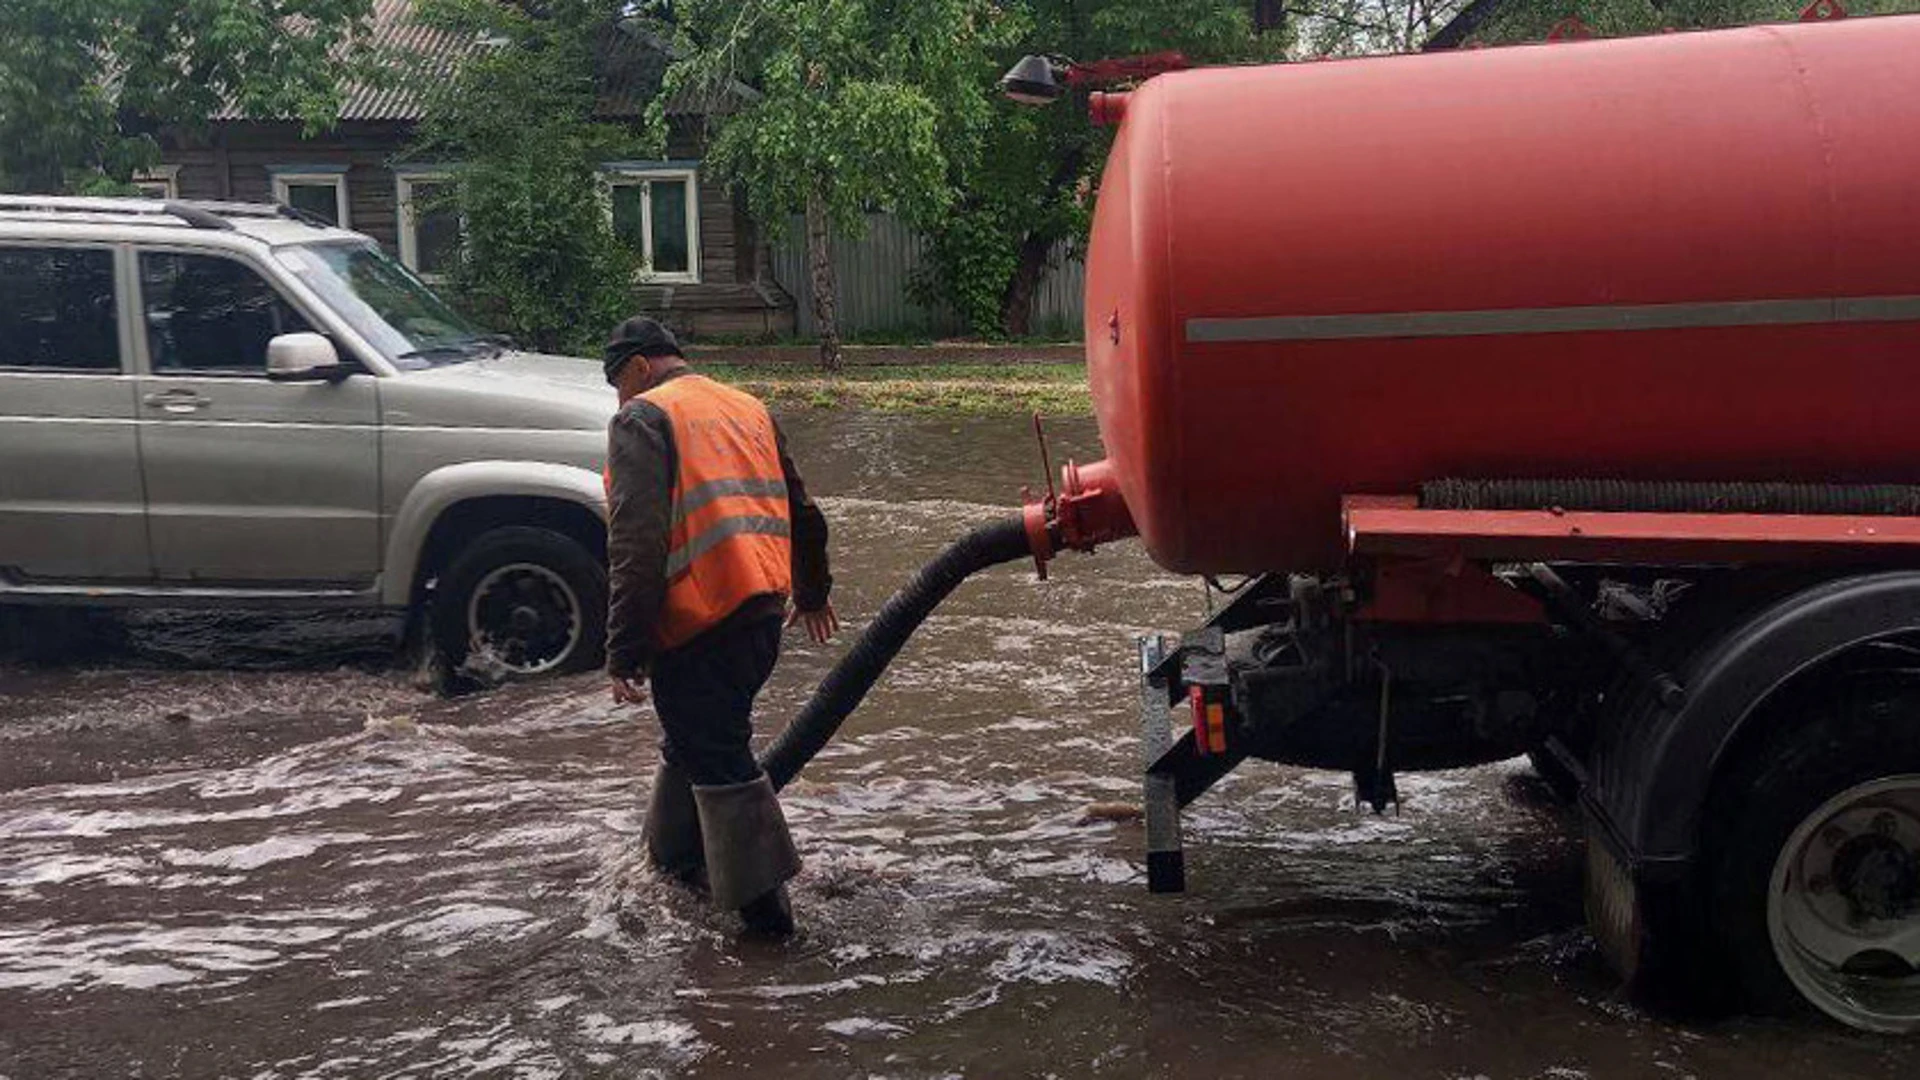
[1083,16,1920,575]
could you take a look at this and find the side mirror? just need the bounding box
[266,332,345,382]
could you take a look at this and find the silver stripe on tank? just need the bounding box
[1184,295,1920,344]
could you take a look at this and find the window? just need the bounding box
[132,165,180,200]
[277,242,489,369]
[604,167,699,282]
[271,168,350,227]
[0,247,120,372]
[395,172,460,280]
[140,252,313,374]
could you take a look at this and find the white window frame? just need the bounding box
[270,168,351,228]
[601,165,701,284]
[395,170,457,282]
[131,165,180,200]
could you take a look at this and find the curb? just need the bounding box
[686,343,1084,367]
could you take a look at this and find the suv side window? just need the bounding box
[0,246,120,372]
[140,251,312,375]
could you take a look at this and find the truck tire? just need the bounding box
[431,526,606,679]
[1701,685,1920,1032]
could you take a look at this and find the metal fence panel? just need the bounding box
[772,212,1084,339]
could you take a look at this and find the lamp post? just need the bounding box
[998,51,1191,114]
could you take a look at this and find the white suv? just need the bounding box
[0,196,614,677]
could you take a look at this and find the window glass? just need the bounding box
[409,181,460,277]
[0,247,120,371]
[285,181,342,225]
[607,176,695,276]
[650,179,690,274]
[277,242,490,369]
[140,252,312,374]
[610,183,647,258]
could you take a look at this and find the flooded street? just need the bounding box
[1,412,1913,1078]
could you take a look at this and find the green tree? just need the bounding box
[410,0,643,355]
[919,1,1285,339]
[652,0,1012,369]
[1287,0,1920,55]
[0,0,374,193]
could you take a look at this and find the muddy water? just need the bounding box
[0,412,1912,1078]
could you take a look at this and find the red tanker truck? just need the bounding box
[766,10,1920,1036]
[1024,12,1920,1034]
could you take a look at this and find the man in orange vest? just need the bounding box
[602,316,837,936]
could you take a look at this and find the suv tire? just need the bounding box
[431,526,606,679]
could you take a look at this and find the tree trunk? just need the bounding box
[805,190,842,372]
[998,232,1055,339]
[998,145,1090,339]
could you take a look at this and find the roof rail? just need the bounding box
[163,202,235,230]
[177,199,299,220]
[0,195,177,218]
[0,195,307,230]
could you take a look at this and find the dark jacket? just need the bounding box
[605,369,831,679]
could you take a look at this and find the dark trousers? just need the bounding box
[649,614,783,786]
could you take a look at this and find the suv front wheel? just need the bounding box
[431,526,607,679]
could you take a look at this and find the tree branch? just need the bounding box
[1282,6,1397,38]
[1421,0,1507,50]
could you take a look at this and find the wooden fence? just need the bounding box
[770,212,1084,338]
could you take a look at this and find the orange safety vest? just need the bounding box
[608,375,793,649]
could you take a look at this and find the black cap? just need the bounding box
[603,316,683,384]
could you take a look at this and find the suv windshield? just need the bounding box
[276,242,497,370]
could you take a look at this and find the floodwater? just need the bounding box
[1,412,1913,1078]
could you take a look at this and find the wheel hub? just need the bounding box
[1769,774,1920,1033]
[465,563,583,676]
[1832,833,1919,922]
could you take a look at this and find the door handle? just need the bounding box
[142,389,211,414]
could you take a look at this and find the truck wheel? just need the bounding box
[431,527,606,679]
[1704,689,1920,1032]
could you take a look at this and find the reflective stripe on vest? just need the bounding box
[640,375,793,648]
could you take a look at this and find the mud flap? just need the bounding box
[1141,635,1186,893]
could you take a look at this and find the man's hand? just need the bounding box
[609,675,648,706]
[788,602,839,645]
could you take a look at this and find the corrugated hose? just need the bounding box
[758,515,1036,790]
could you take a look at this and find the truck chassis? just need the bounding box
[1138,491,1920,1034]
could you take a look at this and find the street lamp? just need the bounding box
[999,55,1066,106]
[998,51,1192,108]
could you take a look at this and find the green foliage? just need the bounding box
[1473,0,1920,43]
[654,0,1009,239]
[0,0,374,193]
[650,0,1011,366]
[1289,0,1920,55]
[410,0,643,355]
[915,0,1286,337]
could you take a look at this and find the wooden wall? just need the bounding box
[161,119,793,340]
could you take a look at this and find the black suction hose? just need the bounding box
[759,515,1036,791]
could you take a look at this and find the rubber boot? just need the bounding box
[691,774,801,936]
[641,761,706,890]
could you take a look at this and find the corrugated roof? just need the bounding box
[345,0,473,120]
[215,0,745,123]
